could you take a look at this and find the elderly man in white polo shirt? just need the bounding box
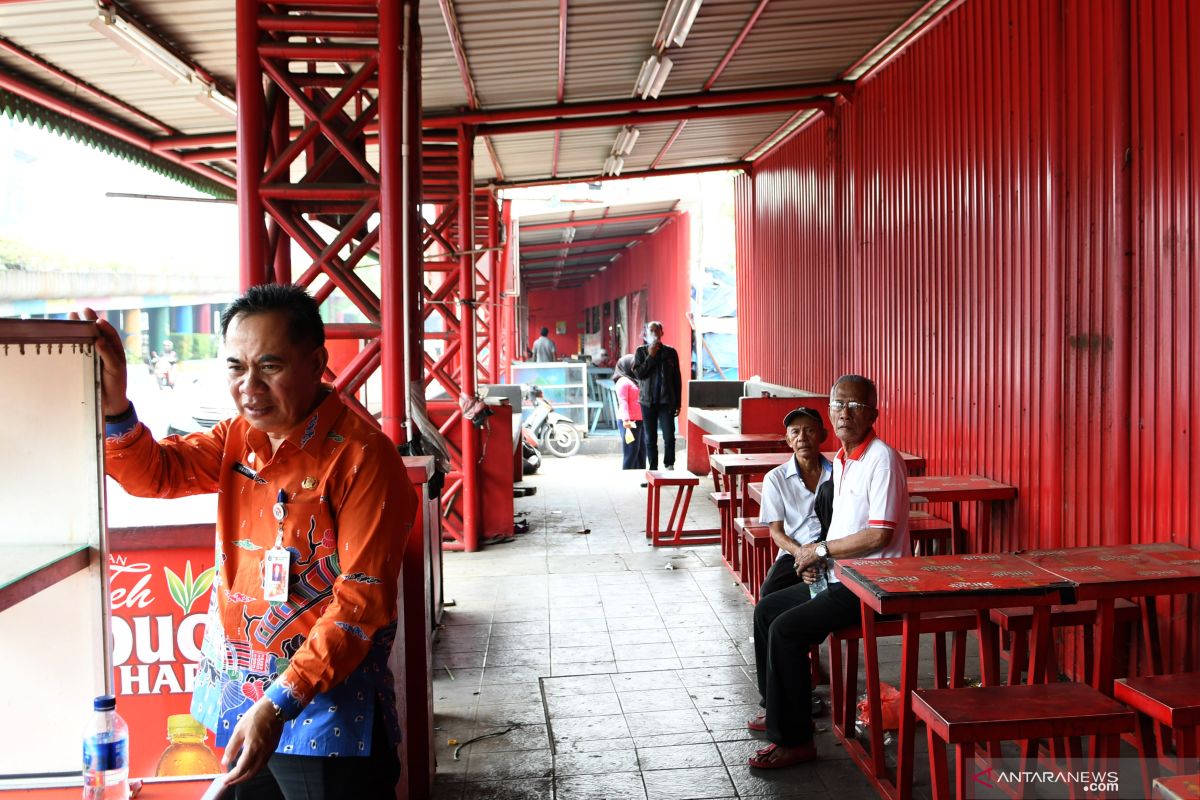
[747,374,910,770]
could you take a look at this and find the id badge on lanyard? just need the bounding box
[263,489,292,603]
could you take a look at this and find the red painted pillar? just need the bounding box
[487,194,501,383]
[235,0,266,290]
[379,0,406,446]
[458,125,480,552]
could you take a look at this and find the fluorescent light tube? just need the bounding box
[644,56,673,99]
[633,55,659,98]
[90,7,194,84]
[668,0,703,48]
[196,82,237,118]
[653,0,685,50]
[612,126,640,155]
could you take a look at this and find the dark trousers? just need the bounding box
[222,711,400,800]
[759,553,803,598]
[620,421,646,469]
[639,403,676,469]
[753,581,862,746]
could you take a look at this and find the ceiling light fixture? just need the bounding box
[196,81,237,118]
[653,0,704,51]
[602,155,625,176]
[611,126,641,156]
[633,54,673,100]
[90,6,195,84]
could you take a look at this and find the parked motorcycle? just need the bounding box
[522,385,582,458]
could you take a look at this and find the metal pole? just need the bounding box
[487,193,500,383]
[270,92,292,284]
[379,0,406,446]
[457,124,480,552]
[403,0,425,444]
[235,0,267,289]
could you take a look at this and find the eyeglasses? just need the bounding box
[828,400,874,414]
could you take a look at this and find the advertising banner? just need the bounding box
[109,547,224,778]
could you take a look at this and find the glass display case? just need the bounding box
[0,319,111,788]
[510,360,592,429]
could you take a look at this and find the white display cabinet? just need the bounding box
[0,320,111,788]
[510,360,593,429]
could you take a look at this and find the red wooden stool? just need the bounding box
[909,510,953,555]
[734,517,773,600]
[1114,672,1200,798]
[710,491,735,565]
[829,610,976,737]
[916,683,1134,800]
[989,599,1141,685]
[644,470,720,547]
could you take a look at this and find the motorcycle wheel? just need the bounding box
[543,422,581,458]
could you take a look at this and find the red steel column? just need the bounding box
[487,194,501,382]
[270,94,292,285]
[379,0,406,445]
[235,0,267,289]
[458,125,480,551]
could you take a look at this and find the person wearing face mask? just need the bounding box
[74,284,416,799]
[631,320,682,471]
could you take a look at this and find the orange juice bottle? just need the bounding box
[154,714,222,777]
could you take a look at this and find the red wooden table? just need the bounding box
[834,554,1075,800]
[709,452,791,572]
[906,475,1017,553]
[1016,543,1200,695]
[701,433,789,491]
[1153,773,1200,800]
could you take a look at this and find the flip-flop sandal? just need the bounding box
[747,742,817,769]
[747,714,767,732]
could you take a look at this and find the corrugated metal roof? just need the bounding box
[0,0,937,186]
[517,200,678,287]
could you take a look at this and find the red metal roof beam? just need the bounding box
[519,235,640,253]
[521,211,677,232]
[551,0,568,177]
[437,0,505,181]
[425,81,851,127]
[486,160,746,192]
[479,97,833,137]
[0,69,234,191]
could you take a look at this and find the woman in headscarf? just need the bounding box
[614,354,646,470]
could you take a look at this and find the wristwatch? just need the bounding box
[814,542,829,559]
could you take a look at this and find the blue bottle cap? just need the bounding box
[93,694,116,711]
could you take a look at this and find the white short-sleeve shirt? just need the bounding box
[827,432,910,582]
[758,456,832,560]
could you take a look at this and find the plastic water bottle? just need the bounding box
[809,559,829,599]
[83,695,129,800]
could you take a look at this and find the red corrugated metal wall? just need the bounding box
[525,285,585,357]
[735,0,1198,671]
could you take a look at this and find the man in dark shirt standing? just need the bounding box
[632,320,683,470]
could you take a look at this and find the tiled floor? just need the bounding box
[430,451,967,800]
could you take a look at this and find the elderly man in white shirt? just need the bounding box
[747,374,910,770]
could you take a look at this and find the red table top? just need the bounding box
[1153,773,1200,800]
[835,553,1074,614]
[709,451,789,475]
[711,450,925,476]
[907,474,1017,502]
[1017,543,1200,600]
[701,432,786,448]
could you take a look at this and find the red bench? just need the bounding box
[909,509,953,555]
[733,517,772,601]
[989,599,1141,685]
[709,490,735,564]
[1114,672,1200,798]
[644,471,720,547]
[914,683,1135,800]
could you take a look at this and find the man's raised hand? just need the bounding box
[68,307,130,417]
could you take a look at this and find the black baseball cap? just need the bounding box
[783,406,824,429]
